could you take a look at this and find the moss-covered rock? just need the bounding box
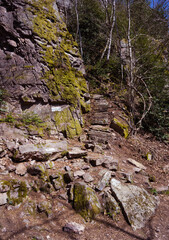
[110,117,129,138]
[54,107,82,138]
[73,182,101,221]
[27,0,88,107]
[2,180,28,205]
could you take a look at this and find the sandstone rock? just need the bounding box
[102,190,120,219]
[74,170,85,177]
[13,140,67,162]
[0,193,8,205]
[110,117,129,138]
[68,147,87,159]
[73,182,101,220]
[88,127,112,144]
[102,156,119,171]
[83,173,94,183]
[94,98,109,112]
[127,158,146,170]
[50,173,64,191]
[93,144,103,153]
[111,178,159,230]
[91,112,109,125]
[81,165,90,170]
[96,171,112,191]
[63,222,85,234]
[15,163,27,176]
[0,0,89,138]
[120,171,133,183]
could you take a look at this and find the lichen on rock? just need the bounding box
[73,182,101,221]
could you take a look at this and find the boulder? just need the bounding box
[74,170,85,177]
[68,147,87,159]
[13,140,67,162]
[15,163,27,176]
[83,173,94,183]
[63,222,85,235]
[102,156,119,171]
[96,171,112,191]
[110,117,129,138]
[102,190,120,219]
[111,178,159,230]
[73,182,101,220]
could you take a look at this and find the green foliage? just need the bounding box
[0,114,15,123]
[0,89,8,112]
[67,0,106,64]
[67,0,168,140]
[20,112,43,127]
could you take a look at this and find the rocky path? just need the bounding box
[0,95,168,240]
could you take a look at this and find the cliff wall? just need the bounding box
[0,0,90,137]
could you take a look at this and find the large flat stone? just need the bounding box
[88,129,112,144]
[127,158,146,170]
[111,178,158,230]
[68,147,87,159]
[13,140,67,161]
[91,112,109,125]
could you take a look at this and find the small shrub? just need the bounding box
[20,112,43,127]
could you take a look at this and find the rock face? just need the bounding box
[0,0,89,137]
[111,178,158,230]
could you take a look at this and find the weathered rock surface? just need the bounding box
[102,190,120,219]
[63,222,85,235]
[102,156,119,171]
[83,173,94,183]
[15,163,27,176]
[0,0,89,138]
[96,171,112,191]
[0,193,8,205]
[110,117,129,138]
[73,182,101,220]
[13,140,67,162]
[68,147,87,159]
[127,158,146,170]
[88,125,113,144]
[111,178,158,230]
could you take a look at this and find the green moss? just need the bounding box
[80,99,91,113]
[113,118,129,138]
[2,180,28,205]
[27,0,88,107]
[54,107,82,138]
[73,183,101,221]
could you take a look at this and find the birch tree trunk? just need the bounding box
[100,0,116,61]
[127,0,135,132]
